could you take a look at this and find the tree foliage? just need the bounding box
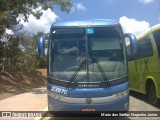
[0,0,72,36]
[0,32,47,71]
[0,34,23,71]
[0,0,72,72]
[16,32,47,71]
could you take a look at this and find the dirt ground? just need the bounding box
[0,69,47,100]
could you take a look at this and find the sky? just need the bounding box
[16,0,160,36]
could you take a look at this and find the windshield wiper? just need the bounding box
[87,38,110,86]
[66,58,86,88]
[91,57,111,87]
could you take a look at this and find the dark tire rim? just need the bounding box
[148,83,157,105]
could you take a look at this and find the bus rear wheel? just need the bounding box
[147,83,158,105]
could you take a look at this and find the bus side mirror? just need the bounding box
[124,33,137,55]
[38,36,47,57]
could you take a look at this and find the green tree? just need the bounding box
[17,34,37,71]
[0,0,72,71]
[18,32,48,71]
[1,34,23,71]
[32,32,48,69]
[0,0,72,36]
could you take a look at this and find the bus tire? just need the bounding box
[147,82,158,105]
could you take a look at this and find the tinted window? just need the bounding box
[153,29,160,57]
[49,27,127,83]
[136,35,153,59]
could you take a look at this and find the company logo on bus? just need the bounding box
[86,98,92,104]
[78,84,99,88]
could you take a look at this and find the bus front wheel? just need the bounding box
[147,82,158,105]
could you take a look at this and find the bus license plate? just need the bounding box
[82,108,96,111]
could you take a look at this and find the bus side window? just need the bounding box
[153,29,160,57]
[136,35,153,59]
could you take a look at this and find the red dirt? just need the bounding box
[0,69,47,100]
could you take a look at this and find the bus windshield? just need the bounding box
[49,27,127,83]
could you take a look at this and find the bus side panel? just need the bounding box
[129,33,160,99]
[128,60,141,92]
[150,34,160,99]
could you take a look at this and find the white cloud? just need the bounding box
[138,0,154,4]
[71,3,87,13]
[18,7,58,34]
[119,16,150,36]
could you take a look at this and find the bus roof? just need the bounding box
[137,24,160,39]
[51,19,119,27]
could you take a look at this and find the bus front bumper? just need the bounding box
[48,93,129,112]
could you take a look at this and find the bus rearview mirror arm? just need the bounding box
[124,33,138,54]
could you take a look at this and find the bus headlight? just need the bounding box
[124,102,129,109]
[115,89,129,99]
[102,89,129,102]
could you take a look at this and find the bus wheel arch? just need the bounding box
[146,79,158,105]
